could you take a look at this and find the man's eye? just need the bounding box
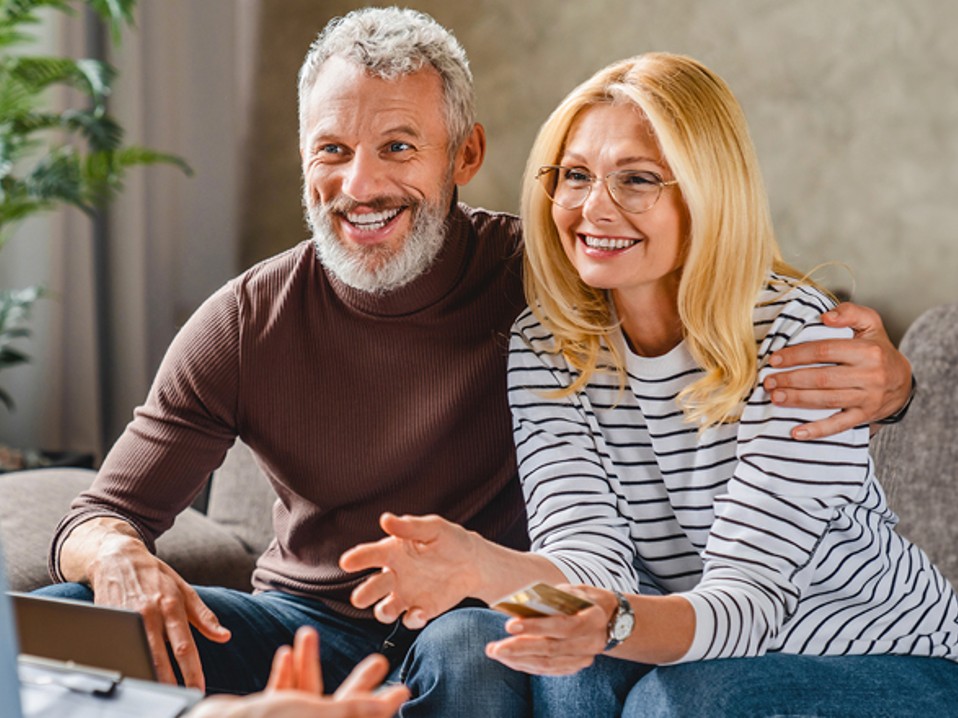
[387,141,413,153]
[319,144,342,154]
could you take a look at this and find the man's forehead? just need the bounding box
[302,57,447,139]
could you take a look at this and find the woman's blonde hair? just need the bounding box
[521,52,802,428]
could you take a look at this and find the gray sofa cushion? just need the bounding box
[872,302,958,586]
[0,468,257,592]
[206,439,277,557]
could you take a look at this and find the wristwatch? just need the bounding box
[604,590,635,651]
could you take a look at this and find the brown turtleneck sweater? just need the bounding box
[51,204,528,617]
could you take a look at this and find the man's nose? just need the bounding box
[340,147,388,202]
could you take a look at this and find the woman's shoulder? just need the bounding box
[753,274,847,350]
[511,305,556,346]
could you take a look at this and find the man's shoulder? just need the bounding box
[456,203,522,249]
[235,241,316,288]
[223,240,322,306]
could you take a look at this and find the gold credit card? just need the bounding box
[491,582,594,618]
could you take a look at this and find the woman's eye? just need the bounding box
[563,169,592,185]
[387,141,413,153]
[622,171,659,186]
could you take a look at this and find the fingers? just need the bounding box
[374,684,413,715]
[770,338,884,372]
[159,594,206,691]
[372,593,411,625]
[137,598,180,686]
[789,409,868,441]
[485,635,596,676]
[349,569,396,610]
[766,380,869,410]
[266,645,294,691]
[334,654,411,718]
[378,512,444,542]
[333,654,390,698]
[181,580,231,644]
[292,626,322,695]
[339,536,399,573]
[339,514,443,573]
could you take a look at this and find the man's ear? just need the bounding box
[452,123,486,186]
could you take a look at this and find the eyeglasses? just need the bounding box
[535,165,679,214]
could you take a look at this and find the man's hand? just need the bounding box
[60,517,230,690]
[339,513,483,629]
[188,626,410,718]
[764,302,912,440]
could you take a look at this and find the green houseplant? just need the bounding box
[0,0,188,466]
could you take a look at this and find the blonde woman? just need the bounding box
[342,53,958,715]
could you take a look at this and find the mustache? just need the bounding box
[319,195,414,215]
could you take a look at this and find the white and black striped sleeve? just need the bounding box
[507,310,640,593]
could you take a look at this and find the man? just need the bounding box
[44,6,912,713]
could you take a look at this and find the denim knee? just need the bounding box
[399,607,530,718]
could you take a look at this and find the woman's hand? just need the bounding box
[485,584,616,675]
[339,513,485,628]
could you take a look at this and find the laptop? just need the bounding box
[0,536,202,717]
[10,591,157,681]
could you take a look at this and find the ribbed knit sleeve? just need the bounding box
[50,284,241,578]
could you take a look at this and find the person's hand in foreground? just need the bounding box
[188,626,409,718]
[765,301,912,440]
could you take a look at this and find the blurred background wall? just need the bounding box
[1,0,956,459]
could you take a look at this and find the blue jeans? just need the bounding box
[399,606,652,717]
[35,585,534,716]
[623,652,958,717]
[36,583,401,694]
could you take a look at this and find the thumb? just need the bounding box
[821,301,883,339]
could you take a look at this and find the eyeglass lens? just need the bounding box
[538,167,665,213]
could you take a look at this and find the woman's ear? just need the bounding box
[452,123,486,186]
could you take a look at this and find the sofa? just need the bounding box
[0,439,276,592]
[1,302,956,594]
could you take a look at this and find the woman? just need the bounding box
[342,53,958,715]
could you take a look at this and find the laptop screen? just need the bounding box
[0,536,24,718]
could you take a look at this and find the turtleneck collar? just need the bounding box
[321,196,474,318]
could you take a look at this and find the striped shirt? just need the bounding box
[508,280,958,663]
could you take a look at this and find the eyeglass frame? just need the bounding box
[535,164,679,214]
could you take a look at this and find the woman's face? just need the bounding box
[551,103,688,305]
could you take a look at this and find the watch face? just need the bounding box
[613,611,635,641]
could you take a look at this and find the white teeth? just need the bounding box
[345,208,402,230]
[582,235,639,250]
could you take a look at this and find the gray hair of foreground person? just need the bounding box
[297,6,477,150]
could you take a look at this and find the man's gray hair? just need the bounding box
[298,7,476,150]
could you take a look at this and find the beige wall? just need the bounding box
[3,0,955,454]
[244,0,958,341]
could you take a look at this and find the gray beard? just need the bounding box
[306,193,450,295]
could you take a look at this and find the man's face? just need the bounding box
[300,56,457,293]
